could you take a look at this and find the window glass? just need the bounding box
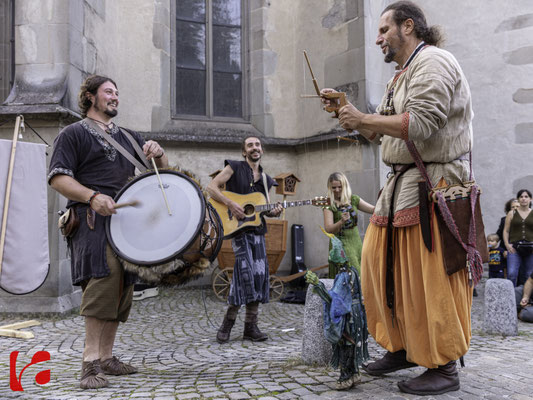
[176,21,206,69]
[175,1,206,116]
[176,69,206,116]
[212,26,241,73]
[213,72,241,117]
[212,0,240,25]
[176,0,206,22]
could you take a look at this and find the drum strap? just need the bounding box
[83,118,150,172]
[119,128,151,170]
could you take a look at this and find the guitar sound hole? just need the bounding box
[243,204,255,215]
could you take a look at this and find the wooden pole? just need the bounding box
[0,320,40,339]
[0,115,23,279]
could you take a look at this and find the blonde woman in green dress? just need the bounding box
[324,172,375,277]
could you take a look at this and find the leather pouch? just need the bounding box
[58,207,80,238]
[430,181,489,275]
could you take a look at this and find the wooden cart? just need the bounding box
[212,219,327,301]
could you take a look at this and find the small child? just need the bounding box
[487,233,506,279]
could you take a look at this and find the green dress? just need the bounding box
[325,195,363,277]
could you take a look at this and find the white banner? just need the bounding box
[0,139,49,294]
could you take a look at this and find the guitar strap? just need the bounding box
[262,172,270,203]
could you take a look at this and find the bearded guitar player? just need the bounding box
[207,135,283,344]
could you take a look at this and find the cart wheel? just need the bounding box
[211,264,223,281]
[212,268,233,301]
[269,276,284,302]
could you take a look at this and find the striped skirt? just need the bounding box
[228,232,270,306]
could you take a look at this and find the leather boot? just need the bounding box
[243,321,268,341]
[397,360,460,395]
[216,315,235,344]
[363,350,417,376]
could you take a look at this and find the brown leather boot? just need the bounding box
[363,350,417,376]
[397,360,460,395]
[243,321,268,341]
[216,315,235,344]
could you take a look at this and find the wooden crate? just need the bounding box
[216,219,288,274]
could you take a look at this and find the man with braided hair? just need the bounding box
[322,1,475,395]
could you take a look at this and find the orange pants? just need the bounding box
[361,214,472,368]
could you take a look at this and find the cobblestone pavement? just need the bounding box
[1,277,532,400]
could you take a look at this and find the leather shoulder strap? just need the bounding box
[119,127,150,170]
[83,118,148,172]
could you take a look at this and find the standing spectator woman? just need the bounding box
[323,172,375,277]
[503,189,533,286]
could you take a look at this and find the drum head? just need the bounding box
[106,170,205,265]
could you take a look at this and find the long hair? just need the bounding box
[383,1,443,47]
[327,172,352,206]
[77,75,117,118]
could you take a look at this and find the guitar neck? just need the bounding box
[256,199,315,213]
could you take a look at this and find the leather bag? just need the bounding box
[58,207,79,238]
[429,182,489,275]
[404,139,486,284]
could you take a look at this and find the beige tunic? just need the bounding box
[370,46,474,227]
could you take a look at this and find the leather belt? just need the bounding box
[390,152,469,173]
[385,164,411,326]
[392,163,414,172]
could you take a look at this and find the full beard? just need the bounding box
[384,47,397,63]
[94,96,118,117]
[104,108,118,117]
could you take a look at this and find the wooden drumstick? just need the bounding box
[114,200,141,209]
[151,158,172,216]
[0,115,23,278]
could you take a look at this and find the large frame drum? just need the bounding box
[106,170,221,270]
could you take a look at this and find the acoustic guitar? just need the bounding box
[209,191,330,239]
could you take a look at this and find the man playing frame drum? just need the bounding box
[48,75,168,389]
[208,136,282,343]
